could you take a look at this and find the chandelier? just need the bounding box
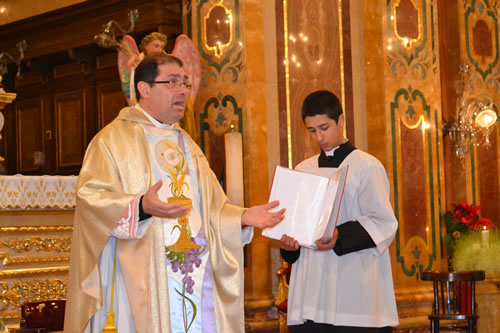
[447,64,498,160]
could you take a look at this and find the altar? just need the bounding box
[0,175,76,330]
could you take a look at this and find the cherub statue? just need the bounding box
[119,32,167,105]
[117,33,201,142]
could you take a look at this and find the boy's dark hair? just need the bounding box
[134,54,184,100]
[301,90,343,122]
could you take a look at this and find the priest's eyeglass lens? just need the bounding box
[147,80,192,90]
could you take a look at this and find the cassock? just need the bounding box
[64,106,251,333]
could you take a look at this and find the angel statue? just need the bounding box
[118,33,202,142]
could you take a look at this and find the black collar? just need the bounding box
[318,141,356,168]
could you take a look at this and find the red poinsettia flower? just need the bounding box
[452,201,494,230]
[454,200,481,220]
[471,217,495,230]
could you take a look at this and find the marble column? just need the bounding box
[183,0,278,331]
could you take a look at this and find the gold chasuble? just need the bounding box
[64,106,247,333]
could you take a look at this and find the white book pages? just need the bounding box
[262,165,349,249]
[322,165,349,242]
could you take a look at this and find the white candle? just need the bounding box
[224,129,244,206]
[481,227,489,246]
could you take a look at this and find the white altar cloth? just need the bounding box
[0,175,77,209]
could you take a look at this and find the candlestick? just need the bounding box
[224,127,244,206]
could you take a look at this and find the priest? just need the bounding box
[64,54,285,333]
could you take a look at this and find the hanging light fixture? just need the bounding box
[0,40,27,164]
[447,64,498,160]
[94,9,139,52]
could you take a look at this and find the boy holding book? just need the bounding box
[280,90,399,332]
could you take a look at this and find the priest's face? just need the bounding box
[147,63,189,124]
[304,114,345,152]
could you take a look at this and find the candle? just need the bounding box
[481,226,489,246]
[224,128,244,206]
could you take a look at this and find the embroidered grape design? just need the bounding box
[166,241,206,332]
[167,246,204,294]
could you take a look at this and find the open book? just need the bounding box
[262,165,349,249]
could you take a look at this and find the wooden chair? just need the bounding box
[421,271,485,333]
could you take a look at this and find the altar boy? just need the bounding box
[280,90,399,332]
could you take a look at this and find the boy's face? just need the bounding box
[304,114,345,152]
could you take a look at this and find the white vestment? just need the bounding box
[287,149,399,328]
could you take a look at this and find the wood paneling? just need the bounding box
[16,100,44,174]
[97,82,128,128]
[0,0,182,62]
[0,0,182,175]
[55,91,86,170]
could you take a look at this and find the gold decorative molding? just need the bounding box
[0,266,69,279]
[0,311,20,320]
[202,2,233,58]
[283,0,292,169]
[274,261,289,307]
[0,278,67,311]
[0,225,73,234]
[338,0,345,130]
[391,0,423,49]
[0,236,71,253]
[2,254,70,266]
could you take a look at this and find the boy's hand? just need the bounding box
[280,234,299,251]
[315,229,339,251]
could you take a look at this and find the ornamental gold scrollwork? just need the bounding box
[0,311,19,320]
[0,266,69,279]
[0,236,71,253]
[2,254,70,266]
[275,262,289,307]
[0,226,73,234]
[0,279,67,311]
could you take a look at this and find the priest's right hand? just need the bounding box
[280,234,299,251]
[142,180,190,218]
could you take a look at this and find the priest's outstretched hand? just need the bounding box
[142,180,190,218]
[241,200,285,229]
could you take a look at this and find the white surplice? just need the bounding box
[287,149,399,328]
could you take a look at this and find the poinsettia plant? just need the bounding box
[444,200,495,258]
[452,200,495,231]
